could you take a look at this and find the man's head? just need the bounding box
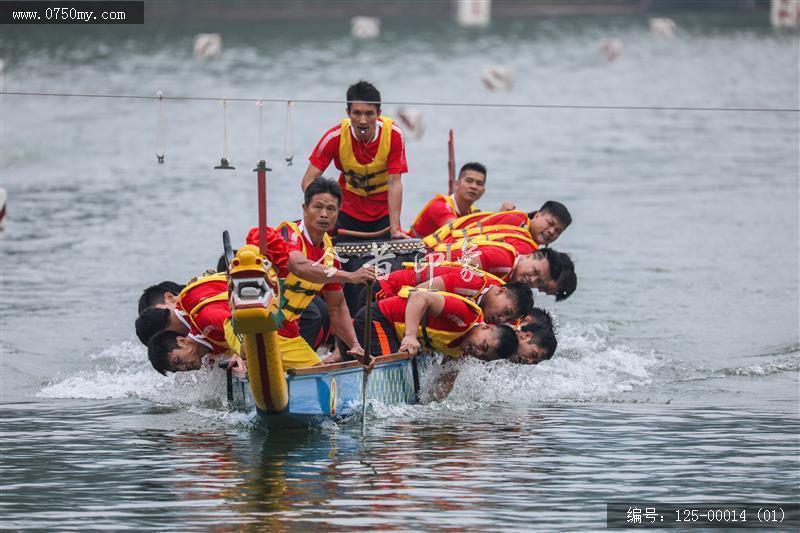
[346,80,381,143]
[137,281,184,314]
[540,251,576,302]
[528,201,572,245]
[303,177,342,234]
[135,307,172,345]
[510,323,558,365]
[480,282,534,324]
[147,330,207,375]
[520,307,554,331]
[454,162,487,206]
[461,323,519,361]
[512,248,563,292]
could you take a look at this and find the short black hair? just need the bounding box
[536,248,564,283]
[543,248,578,302]
[346,80,381,111]
[520,322,558,361]
[503,282,534,321]
[135,307,171,345]
[538,201,572,227]
[458,162,487,180]
[493,324,519,360]
[138,281,184,314]
[304,177,342,207]
[526,308,554,330]
[147,329,181,375]
[555,255,577,302]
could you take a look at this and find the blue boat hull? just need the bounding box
[229,354,429,428]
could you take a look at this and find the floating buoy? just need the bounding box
[599,38,623,62]
[481,66,513,91]
[395,108,425,141]
[771,0,800,27]
[649,18,676,39]
[456,0,491,28]
[351,17,380,39]
[193,33,222,59]
[0,188,7,232]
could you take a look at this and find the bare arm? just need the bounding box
[301,163,323,192]
[287,251,377,286]
[323,289,362,353]
[387,174,409,238]
[399,291,445,355]
[288,250,350,285]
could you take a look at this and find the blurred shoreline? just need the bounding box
[145,0,770,22]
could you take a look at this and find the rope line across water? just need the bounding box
[1,91,798,113]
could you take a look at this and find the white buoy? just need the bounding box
[193,33,222,59]
[395,108,425,141]
[0,188,7,232]
[649,18,676,39]
[351,16,380,39]
[771,0,800,27]
[456,0,491,28]
[481,66,513,91]
[599,38,623,62]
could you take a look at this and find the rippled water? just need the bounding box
[2,11,798,529]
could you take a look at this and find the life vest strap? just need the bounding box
[284,282,318,296]
[420,316,434,350]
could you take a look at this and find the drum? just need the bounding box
[334,239,427,317]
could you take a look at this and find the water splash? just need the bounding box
[38,340,232,411]
[369,322,658,420]
[718,357,800,377]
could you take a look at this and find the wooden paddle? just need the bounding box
[360,280,375,436]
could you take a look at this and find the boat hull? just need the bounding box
[229,353,426,428]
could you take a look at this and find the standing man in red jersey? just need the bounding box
[300,80,409,240]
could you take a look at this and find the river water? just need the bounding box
[1,12,798,530]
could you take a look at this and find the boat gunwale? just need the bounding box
[286,352,413,377]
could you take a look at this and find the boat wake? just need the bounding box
[370,322,659,419]
[38,322,658,426]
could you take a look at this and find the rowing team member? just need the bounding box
[135,180,568,377]
[134,80,575,376]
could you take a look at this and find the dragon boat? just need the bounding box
[222,236,430,429]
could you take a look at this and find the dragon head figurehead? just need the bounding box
[228,244,280,334]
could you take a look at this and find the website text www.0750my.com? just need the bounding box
[1,1,144,24]
[12,7,123,22]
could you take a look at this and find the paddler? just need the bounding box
[247,177,376,365]
[511,322,558,365]
[423,200,573,249]
[423,245,575,301]
[409,162,516,239]
[351,286,528,360]
[300,80,409,240]
[143,274,245,375]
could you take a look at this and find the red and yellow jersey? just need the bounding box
[377,264,502,301]
[175,274,237,356]
[275,221,341,339]
[377,291,483,356]
[308,118,408,222]
[410,194,479,238]
[426,241,520,281]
